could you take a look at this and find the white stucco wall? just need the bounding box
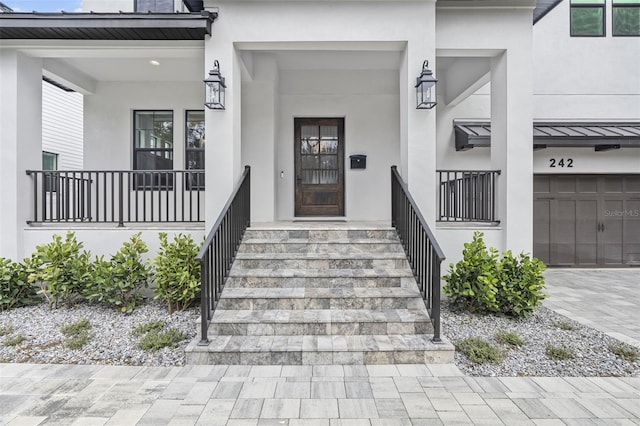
[83,82,202,170]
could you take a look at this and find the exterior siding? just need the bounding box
[42,81,83,170]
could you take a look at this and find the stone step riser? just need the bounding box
[234,258,408,270]
[223,276,407,289]
[244,229,398,241]
[216,297,425,310]
[237,242,404,255]
[186,350,453,365]
[210,321,434,336]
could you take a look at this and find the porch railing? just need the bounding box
[197,166,251,345]
[391,166,445,342]
[437,170,500,223]
[26,170,205,225]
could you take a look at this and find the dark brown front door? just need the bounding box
[294,118,345,216]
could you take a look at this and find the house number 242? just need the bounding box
[549,158,573,168]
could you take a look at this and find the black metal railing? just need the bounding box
[197,166,251,345]
[437,170,500,223]
[391,166,446,342]
[26,170,205,225]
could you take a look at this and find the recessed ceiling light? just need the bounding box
[149,60,160,66]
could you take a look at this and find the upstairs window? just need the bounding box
[43,151,58,192]
[133,110,174,189]
[135,0,174,12]
[613,0,640,35]
[185,110,205,190]
[570,0,606,36]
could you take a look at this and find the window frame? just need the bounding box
[185,109,205,190]
[132,109,174,190]
[612,0,640,36]
[42,151,59,193]
[570,0,607,37]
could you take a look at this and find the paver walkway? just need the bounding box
[2,362,639,425]
[544,268,640,348]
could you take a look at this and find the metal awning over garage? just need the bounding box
[454,121,640,151]
[0,11,216,40]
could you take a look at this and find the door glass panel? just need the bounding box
[320,155,337,170]
[320,126,338,153]
[301,126,319,154]
[302,155,319,169]
[319,170,338,184]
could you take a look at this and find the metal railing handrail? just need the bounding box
[391,165,445,342]
[437,169,500,223]
[197,166,251,345]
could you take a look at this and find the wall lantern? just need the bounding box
[204,60,226,110]
[415,60,437,109]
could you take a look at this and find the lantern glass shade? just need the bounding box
[416,61,437,109]
[204,61,226,110]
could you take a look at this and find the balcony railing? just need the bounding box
[391,166,445,342]
[197,166,250,345]
[26,170,205,225]
[437,170,500,223]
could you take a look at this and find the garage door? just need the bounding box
[534,175,640,267]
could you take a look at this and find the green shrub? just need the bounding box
[443,231,547,317]
[0,258,40,311]
[83,234,150,313]
[455,337,503,364]
[556,321,576,331]
[608,342,639,362]
[153,233,201,314]
[495,330,525,347]
[29,232,92,309]
[0,324,12,336]
[3,333,26,346]
[545,343,573,360]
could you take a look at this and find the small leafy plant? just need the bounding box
[61,318,91,349]
[29,232,92,309]
[456,337,503,364]
[556,321,576,331]
[495,330,525,347]
[153,233,201,314]
[133,320,186,351]
[0,258,40,311]
[3,333,26,346]
[0,324,12,336]
[443,231,547,318]
[545,343,573,360]
[608,342,639,362]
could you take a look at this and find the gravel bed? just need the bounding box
[0,300,198,366]
[2,299,639,376]
[442,302,640,377]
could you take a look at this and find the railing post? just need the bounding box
[431,258,441,343]
[118,172,124,227]
[198,252,210,346]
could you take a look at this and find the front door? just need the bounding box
[294,118,345,216]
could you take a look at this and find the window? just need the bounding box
[42,151,58,192]
[185,110,205,190]
[135,0,174,12]
[133,110,173,189]
[613,0,640,35]
[570,0,606,36]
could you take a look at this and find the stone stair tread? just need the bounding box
[220,287,421,298]
[235,252,407,260]
[199,334,451,352]
[211,308,430,323]
[228,268,414,278]
[241,238,400,244]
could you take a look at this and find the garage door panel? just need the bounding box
[533,199,551,264]
[577,177,598,193]
[624,199,640,265]
[555,176,577,194]
[624,176,640,193]
[601,199,624,265]
[603,176,624,193]
[554,200,577,265]
[576,199,598,265]
[534,176,551,194]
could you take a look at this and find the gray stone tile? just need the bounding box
[5,416,48,426]
[337,398,379,418]
[211,381,244,399]
[260,399,300,419]
[275,381,311,399]
[375,398,408,418]
[539,398,597,418]
[344,381,373,399]
[230,398,265,419]
[400,392,437,418]
[300,399,339,419]
[311,382,346,399]
[239,381,278,399]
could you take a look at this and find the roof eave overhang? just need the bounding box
[0,11,216,40]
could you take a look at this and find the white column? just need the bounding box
[204,41,243,230]
[0,51,43,259]
[490,49,533,254]
[404,42,437,225]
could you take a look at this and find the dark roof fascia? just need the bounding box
[454,121,640,151]
[533,0,563,24]
[0,11,216,40]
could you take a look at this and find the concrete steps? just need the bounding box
[185,225,454,365]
